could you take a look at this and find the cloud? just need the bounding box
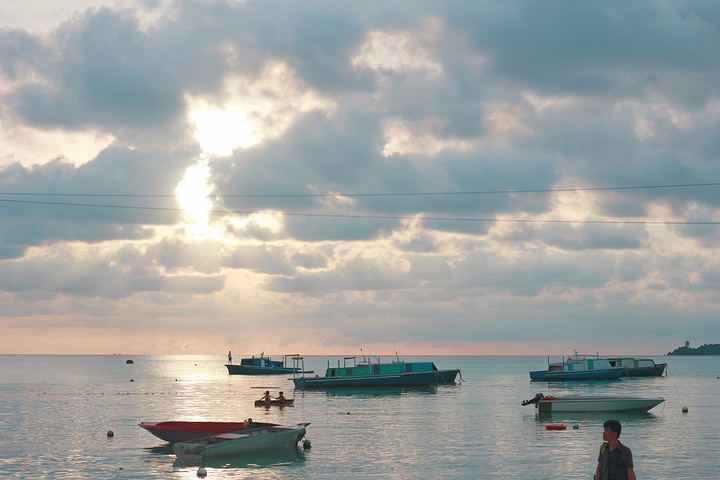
[1,0,719,354]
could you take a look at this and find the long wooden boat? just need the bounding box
[139,420,275,443]
[292,355,460,388]
[172,423,309,459]
[530,353,626,381]
[522,393,665,413]
[225,354,312,375]
[607,357,667,377]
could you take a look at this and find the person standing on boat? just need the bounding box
[595,420,636,480]
[228,351,232,364]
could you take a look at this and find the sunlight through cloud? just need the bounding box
[190,107,258,156]
[176,158,213,226]
[186,61,335,157]
[351,18,444,77]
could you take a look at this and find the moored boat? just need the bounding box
[606,357,667,377]
[172,423,310,459]
[530,353,626,381]
[292,355,461,388]
[139,420,276,443]
[225,354,312,375]
[522,393,665,413]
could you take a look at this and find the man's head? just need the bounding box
[603,419,622,440]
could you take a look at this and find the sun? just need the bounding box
[190,106,258,156]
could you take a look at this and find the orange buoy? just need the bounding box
[546,424,567,430]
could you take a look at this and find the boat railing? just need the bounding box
[341,356,357,368]
[284,354,300,366]
[292,356,305,380]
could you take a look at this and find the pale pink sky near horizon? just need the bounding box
[0,329,677,357]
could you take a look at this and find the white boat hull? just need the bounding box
[173,424,308,459]
[536,396,664,413]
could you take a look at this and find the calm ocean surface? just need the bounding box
[1,355,718,479]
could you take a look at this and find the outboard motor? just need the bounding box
[521,393,544,406]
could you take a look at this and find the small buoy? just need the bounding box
[573,423,579,429]
[107,430,114,437]
[197,466,207,477]
[682,406,688,413]
[546,424,567,430]
[125,359,133,364]
[130,379,134,382]
[302,438,311,449]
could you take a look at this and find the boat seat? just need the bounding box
[216,433,248,440]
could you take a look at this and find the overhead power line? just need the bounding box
[0,197,718,225]
[1,182,719,198]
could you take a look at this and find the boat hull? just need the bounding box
[293,371,437,388]
[139,421,275,443]
[254,399,294,407]
[536,396,665,413]
[624,364,667,377]
[225,364,300,375]
[530,368,625,381]
[172,424,308,459]
[434,369,461,383]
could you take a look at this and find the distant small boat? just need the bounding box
[225,354,312,375]
[530,352,626,381]
[292,355,461,388]
[522,393,665,413]
[254,398,294,407]
[172,423,310,459]
[139,420,275,443]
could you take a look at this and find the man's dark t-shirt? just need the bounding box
[597,441,634,480]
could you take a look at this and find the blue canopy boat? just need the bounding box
[530,353,626,381]
[225,354,312,375]
[292,355,461,388]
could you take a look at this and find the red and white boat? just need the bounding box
[139,420,276,443]
[254,398,294,407]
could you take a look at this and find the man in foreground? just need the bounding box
[595,419,637,480]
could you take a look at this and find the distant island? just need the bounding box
[667,342,720,355]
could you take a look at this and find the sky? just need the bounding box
[1,1,719,356]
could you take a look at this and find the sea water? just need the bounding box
[0,355,718,479]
